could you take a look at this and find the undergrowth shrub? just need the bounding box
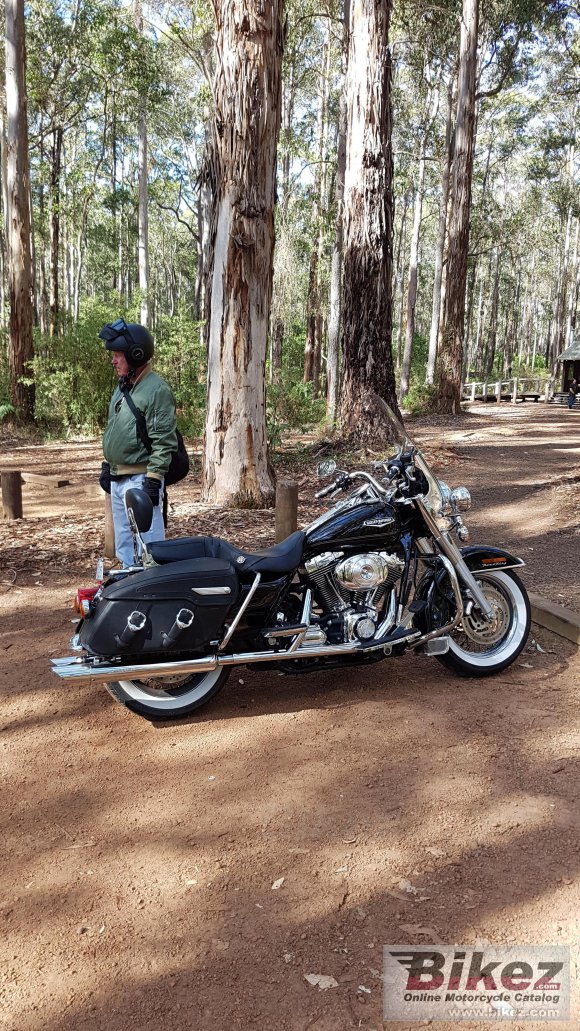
[30,300,206,438]
[266,374,326,449]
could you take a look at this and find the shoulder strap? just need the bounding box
[120,384,153,455]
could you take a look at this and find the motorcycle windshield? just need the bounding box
[374,397,446,515]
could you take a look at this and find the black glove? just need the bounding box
[143,476,162,507]
[99,461,111,494]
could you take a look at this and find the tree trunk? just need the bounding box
[202,0,284,507]
[565,217,579,348]
[473,259,486,376]
[135,0,149,326]
[339,0,401,441]
[436,0,479,414]
[0,86,7,331]
[280,52,295,215]
[426,72,454,385]
[393,191,409,371]
[111,102,117,292]
[400,141,426,401]
[194,182,210,321]
[49,124,62,336]
[326,0,350,427]
[304,21,331,392]
[485,248,500,378]
[303,247,318,384]
[550,202,572,371]
[270,317,284,383]
[5,0,34,419]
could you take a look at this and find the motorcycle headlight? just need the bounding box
[437,481,453,516]
[450,486,471,512]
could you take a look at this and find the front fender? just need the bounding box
[460,545,525,573]
[413,545,525,634]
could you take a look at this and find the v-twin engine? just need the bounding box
[304,550,404,643]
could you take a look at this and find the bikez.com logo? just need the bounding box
[392,949,563,1001]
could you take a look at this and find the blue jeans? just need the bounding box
[111,473,165,567]
[568,394,576,409]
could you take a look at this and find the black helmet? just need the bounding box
[99,318,154,367]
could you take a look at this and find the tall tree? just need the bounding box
[399,58,438,401]
[436,0,479,414]
[326,0,350,427]
[5,0,34,419]
[202,0,285,506]
[339,0,401,441]
[303,17,331,392]
[426,69,454,386]
[135,0,150,326]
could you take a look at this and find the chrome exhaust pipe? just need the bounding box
[51,654,219,684]
[51,621,423,685]
[51,641,361,684]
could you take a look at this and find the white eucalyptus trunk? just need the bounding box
[5,0,34,417]
[436,0,479,414]
[326,0,350,426]
[565,217,579,348]
[135,0,149,325]
[426,84,453,384]
[399,143,426,401]
[202,0,285,506]
[550,201,572,369]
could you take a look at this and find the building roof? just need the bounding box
[557,341,580,362]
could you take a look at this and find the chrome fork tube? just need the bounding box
[416,499,494,620]
[410,555,464,646]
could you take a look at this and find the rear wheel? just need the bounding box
[438,569,530,677]
[106,667,230,719]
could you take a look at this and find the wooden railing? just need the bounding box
[461,377,554,404]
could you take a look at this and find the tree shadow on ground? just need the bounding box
[1,594,577,1030]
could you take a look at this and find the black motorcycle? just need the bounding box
[52,401,531,719]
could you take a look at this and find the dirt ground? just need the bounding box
[0,402,579,1030]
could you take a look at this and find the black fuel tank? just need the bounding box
[305,501,400,553]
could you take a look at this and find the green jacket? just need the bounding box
[103,367,177,481]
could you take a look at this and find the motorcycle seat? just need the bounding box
[148,530,305,575]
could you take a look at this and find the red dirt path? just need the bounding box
[0,402,578,1030]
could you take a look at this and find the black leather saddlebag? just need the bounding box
[79,558,239,657]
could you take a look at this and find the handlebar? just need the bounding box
[315,481,342,499]
[315,468,393,500]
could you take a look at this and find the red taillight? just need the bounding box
[74,587,98,615]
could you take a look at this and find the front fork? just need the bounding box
[416,500,495,621]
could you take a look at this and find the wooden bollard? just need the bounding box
[104,493,116,559]
[1,470,23,520]
[275,479,298,543]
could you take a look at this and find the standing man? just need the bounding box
[568,378,578,410]
[99,319,177,566]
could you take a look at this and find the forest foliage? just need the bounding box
[0,0,578,439]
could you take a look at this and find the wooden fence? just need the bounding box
[461,377,554,404]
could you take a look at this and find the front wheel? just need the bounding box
[438,569,531,677]
[106,667,230,719]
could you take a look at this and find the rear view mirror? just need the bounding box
[317,459,337,479]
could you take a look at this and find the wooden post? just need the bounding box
[1,470,23,520]
[483,380,488,402]
[512,377,518,403]
[470,382,476,402]
[104,493,116,559]
[275,480,298,543]
[495,381,501,403]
